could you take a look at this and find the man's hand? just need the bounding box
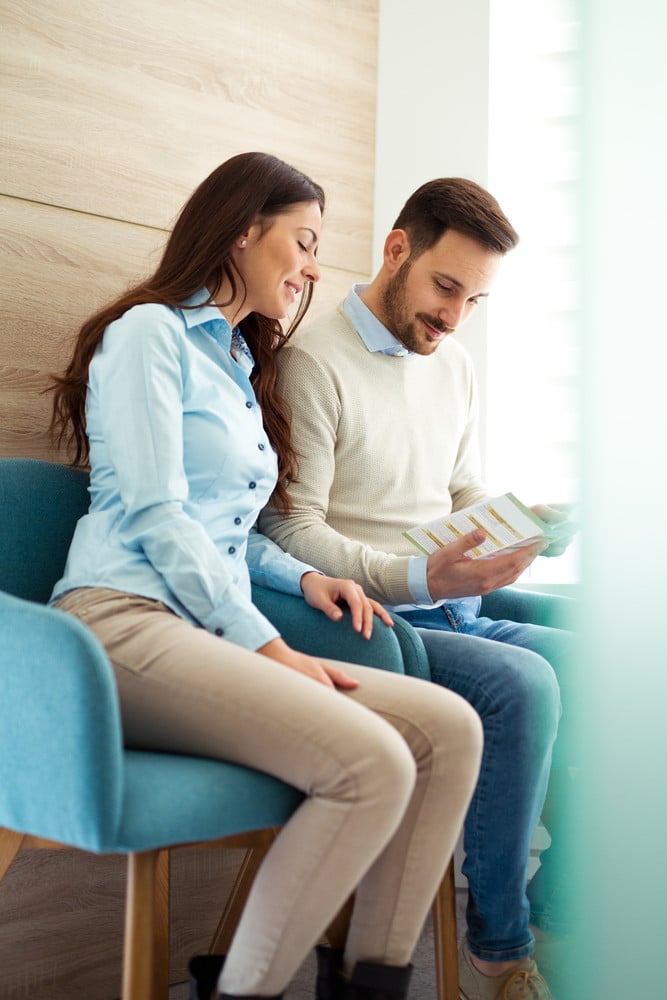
[531,503,578,558]
[300,571,394,640]
[257,636,359,690]
[426,529,545,600]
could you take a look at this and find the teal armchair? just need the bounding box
[0,458,431,1000]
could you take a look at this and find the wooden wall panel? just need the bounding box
[0,0,377,461]
[0,0,377,273]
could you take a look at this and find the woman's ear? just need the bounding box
[238,220,264,250]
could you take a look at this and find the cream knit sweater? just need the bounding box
[259,304,489,605]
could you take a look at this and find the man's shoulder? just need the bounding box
[287,302,361,358]
[295,301,350,337]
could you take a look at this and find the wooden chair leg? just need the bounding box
[209,831,279,954]
[123,850,160,1000]
[324,893,355,950]
[432,860,459,1000]
[153,849,171,1000]
[0,827,24,882]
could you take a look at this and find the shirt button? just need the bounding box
[228,545,236,554]
[234,517,242,525]
[258,443,265,451]
[249,481,256,489]
[245,401,252,409]
[215,627,224,637]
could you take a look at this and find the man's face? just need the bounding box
[380,229,503,355]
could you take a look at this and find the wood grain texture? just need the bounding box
[0,0,377,273]
[0,845,246,1000]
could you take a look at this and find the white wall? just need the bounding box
[375,0,491,459]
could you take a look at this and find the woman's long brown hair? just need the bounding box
[49,152,325,511]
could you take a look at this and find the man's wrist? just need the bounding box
[408,556,435,603]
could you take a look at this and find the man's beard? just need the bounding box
[380,265,447,355]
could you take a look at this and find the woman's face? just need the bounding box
[231,200,322,323]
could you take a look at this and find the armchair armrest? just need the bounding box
[251,584,429,679]
[0,591,123,851]
[480,586,576,630]
[388,613,430,680]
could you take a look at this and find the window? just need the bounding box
[487,0,580,586]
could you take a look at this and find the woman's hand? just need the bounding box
[257,637,359,690]
[299,572,394,640]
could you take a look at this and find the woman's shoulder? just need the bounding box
[104,302,185,346]
[108,301,181,332]
[97,303,187,369]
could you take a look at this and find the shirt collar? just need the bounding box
[343,284,411,357]
[180,288,226,330]
[180,289,255,375]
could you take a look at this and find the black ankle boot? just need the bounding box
[315,944,346,1000]
[188,953,283,1000]
[344,960,413,1000]
[189,954,226,1000]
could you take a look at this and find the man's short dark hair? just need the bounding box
[393,177,519,259]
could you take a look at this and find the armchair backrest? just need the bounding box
[0,588,125,848]
[0,459,125,847]
[0,457,89,603]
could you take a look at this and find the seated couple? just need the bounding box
[49,151,574,1000]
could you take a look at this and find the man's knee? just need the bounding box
[504,648,561,734]
[420,630,560,733]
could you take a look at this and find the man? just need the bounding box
[260,177,575,1000]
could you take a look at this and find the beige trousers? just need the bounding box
[55,588,482,996]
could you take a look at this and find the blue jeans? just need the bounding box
[398,588,575,962]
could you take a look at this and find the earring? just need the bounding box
[239,238,247,248]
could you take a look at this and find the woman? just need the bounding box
[49,152,482,1000]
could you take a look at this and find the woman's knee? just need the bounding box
[321,709,418,821]
[401,682,484,765]
[366,719,418,804]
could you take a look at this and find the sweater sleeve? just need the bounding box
[259,345,416,605]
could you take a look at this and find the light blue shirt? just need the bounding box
[51,291,318,650]
[343,284,435,608]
